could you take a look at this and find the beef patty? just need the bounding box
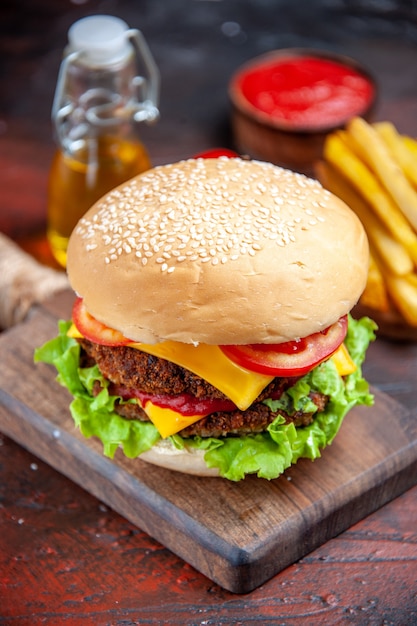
[79,339,328,438]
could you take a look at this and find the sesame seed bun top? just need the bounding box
[67,157,369,345]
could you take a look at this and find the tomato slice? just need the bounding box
[72,297,131,346]
[220,316,348,377]
[109,384,237,416]
[193,148,238,159]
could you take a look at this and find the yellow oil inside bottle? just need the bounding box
[47,135,151,267]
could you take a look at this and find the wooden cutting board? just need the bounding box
[1,292,417,593]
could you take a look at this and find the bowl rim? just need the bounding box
[229,47,378,134]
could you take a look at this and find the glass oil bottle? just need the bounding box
[47,15,159,267]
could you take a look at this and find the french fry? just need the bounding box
[320,118,417,330]
[316,159,413,276]
[374,121,417,188]
[385,272,417,326]
[323,132,417,264]
[405,272,417,288]
[347,117,417,231]
[360,252,390,312]
[402,135,417,159]
[402,136,417,191]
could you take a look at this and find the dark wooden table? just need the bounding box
[1,1,417,623]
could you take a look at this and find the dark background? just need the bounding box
[1,0,417,155]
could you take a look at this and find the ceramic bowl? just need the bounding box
[229,48,377,176]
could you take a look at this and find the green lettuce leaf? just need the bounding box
[34,315,376,481]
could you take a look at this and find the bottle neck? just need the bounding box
[52,31,159,152]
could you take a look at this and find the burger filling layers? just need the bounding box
[78,337,327,438]
[66,298,357,439]
[35,307,376,480]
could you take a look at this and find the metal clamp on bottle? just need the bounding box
[52,15,160,147]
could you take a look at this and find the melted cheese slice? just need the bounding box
[128,340,274,411]
[330,342,356,376]
[139,401,205,438]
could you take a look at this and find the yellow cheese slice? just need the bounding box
[330,343,357,376]
[67,324,83,339]
[129,340,273,411]
[140,401,204,438]
[68,322,355,387]
[67,323,272,409]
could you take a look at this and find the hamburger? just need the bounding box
[35,157,376,480]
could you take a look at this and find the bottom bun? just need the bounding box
[139,439,220,477]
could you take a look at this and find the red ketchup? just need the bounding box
[235,55,375,130]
